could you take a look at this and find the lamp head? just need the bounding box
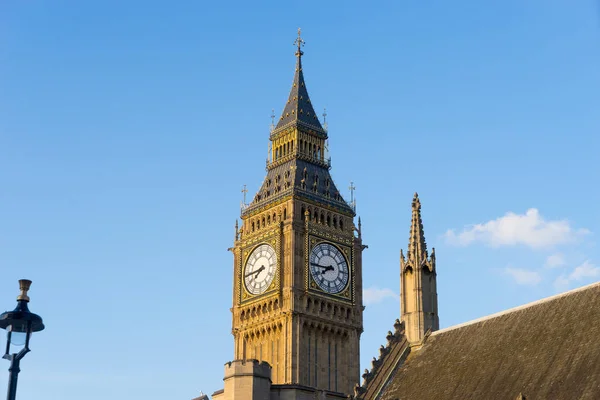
[0,279,44,358]
[0,279,44,333]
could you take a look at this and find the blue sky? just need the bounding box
[1,1,599,399]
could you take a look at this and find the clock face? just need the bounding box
[309,242,349,294]
[244,244,277,295]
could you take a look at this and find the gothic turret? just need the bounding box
[400,193,438,344]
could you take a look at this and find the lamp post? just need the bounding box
[0,280,44,400]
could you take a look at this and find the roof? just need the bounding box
[372,281,600,400]
[358,320,410,400]
[273,36,325,134]
[241,157,355,217]
[241,31,353,217]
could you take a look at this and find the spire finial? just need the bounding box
[358,216,362,238]
[349,181,357,211]
[294,28,305,57]
[407,194,427,262]
[270,109,275,132]
[412,192,421,210]
[241,184,248,213]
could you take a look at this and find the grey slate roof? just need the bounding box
[359,320,410,400]
[371,282,600,400]
[274,52,325,134]
[242,40,353,217]
[242,157,355,216]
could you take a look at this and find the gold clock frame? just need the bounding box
[238,233,281,304]
[305,233,354,302]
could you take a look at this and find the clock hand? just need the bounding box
[311,263,334,269]
[253,265,266,279]
[311,263,336,274]
[245,265,265,278]
[321,265,335,274]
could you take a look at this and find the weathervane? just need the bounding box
[294,28,305,56]
[323,108,328,130]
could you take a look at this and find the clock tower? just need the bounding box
[226,30,364,396]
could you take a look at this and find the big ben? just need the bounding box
[225,30,364,397]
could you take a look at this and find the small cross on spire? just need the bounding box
[240,184,249,213]
[270,109,275,131]
[294,28,305,57]
[242,184,248,204]
[349,181,356,211]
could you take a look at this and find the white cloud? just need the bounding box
[363,287,399,305]
[445,208,589,249]
[570,260,600,280]
[504,267,542,286]
[554,275,570,292]
[545,253,566,268]
[554,260,600,291]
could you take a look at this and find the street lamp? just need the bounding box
[0,280,44,400]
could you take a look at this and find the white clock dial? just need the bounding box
[244,244,277,295]
[309,242,349,294]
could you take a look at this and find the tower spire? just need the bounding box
[243,30,354,218]
[274,29,325,133]
[407,192,429,266]
[400,193,438,344]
